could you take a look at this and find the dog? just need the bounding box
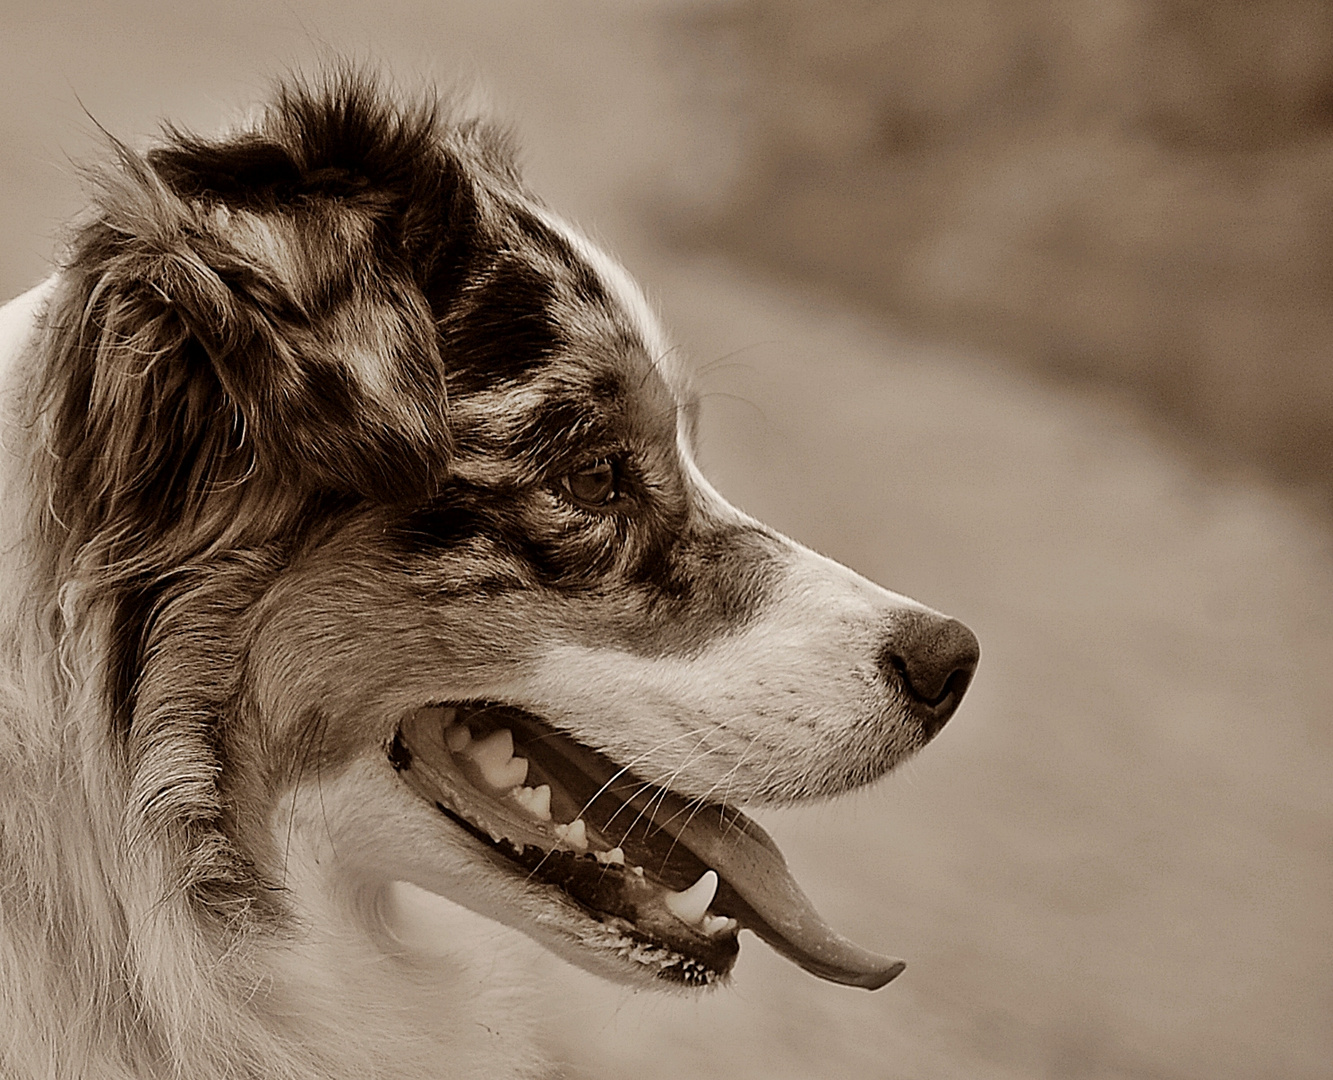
[0,74,978,1079]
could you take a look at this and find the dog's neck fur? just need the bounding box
[0,281,542,1080]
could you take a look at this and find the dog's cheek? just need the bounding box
[237,552,546,751]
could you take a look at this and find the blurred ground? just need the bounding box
[3,2,1331,1079]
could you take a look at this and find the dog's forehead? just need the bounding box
[526,205,682,389]
[442,196,690,457]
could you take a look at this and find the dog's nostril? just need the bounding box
[879,613,980,736]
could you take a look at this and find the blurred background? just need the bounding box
[675,1,1333,496]
[3,2,1330,1077]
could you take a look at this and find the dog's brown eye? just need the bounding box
[560,459,619,508]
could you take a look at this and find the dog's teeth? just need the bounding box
[553,818,588,852]
[467,727,511,764]
[632,865,645,878]
[594,846,625,865]
[494,756,530,789]
[466,729,529,789]
[701,914,737,938]
[444,724,471,753]
[511,784,552,821]
[663,870,718,926]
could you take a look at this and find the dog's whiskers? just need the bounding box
[570,724,718,828]
[607,733,727,848]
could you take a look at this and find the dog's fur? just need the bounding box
[0,76,977,1079]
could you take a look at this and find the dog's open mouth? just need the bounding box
[390,703,905,989]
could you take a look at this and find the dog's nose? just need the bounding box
[878,611,980,739]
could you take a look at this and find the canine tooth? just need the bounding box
[595,847,625,866]
[663,870,718,926]
[701,914,737,937]
[444,724,471,753]
[495,756,530,789]
[466,729,529,789]
[632,866,645,878]
[511,784,552,821]
[466,727,511,764]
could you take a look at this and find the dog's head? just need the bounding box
[26,77,977,993]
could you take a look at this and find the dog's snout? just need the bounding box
[878,612,980,739]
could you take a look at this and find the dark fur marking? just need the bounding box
[506,396,619,469]
[394,494,497,560]
[392,481,624,589]
[442,255,567,391]
[608,523,784,653]
[508,205,610,307]
[107,581,164,740]
[149,137,311,207]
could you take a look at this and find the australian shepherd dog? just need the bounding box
[0,75,978,1078]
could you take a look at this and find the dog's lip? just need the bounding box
[394,702,905,991]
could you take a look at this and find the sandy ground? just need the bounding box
[3,3,1331,1078]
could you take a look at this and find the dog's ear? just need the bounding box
[52,127,451,545]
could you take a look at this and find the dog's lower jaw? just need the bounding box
[271,754,722,999]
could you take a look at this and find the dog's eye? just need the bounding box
[559,459,619,508]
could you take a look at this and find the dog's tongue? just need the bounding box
[635,777,906,990]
